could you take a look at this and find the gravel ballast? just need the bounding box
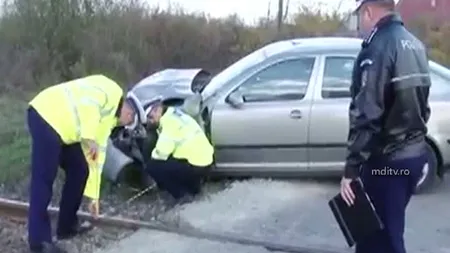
[0,174,229,253]
[0,215,132,253]
[97,178,450,253]
[3,176,450,253]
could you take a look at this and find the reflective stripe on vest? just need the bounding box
[62,81,115,140]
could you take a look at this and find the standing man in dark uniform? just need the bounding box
[340,1,431,253]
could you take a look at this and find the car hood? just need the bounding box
[130,68,211,105]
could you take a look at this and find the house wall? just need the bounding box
[397,0,450,24]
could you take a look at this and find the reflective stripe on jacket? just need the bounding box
[29,75,123,200]
[151,107,214,167]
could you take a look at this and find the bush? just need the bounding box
[0,0,346,90]
[406,18,450,67]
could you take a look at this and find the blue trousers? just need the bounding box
[355,153,427,253]
[27,107,89,248]
[146,158,205,199]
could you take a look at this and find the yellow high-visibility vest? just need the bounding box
[29,75,123,200]
[151,107,214,167]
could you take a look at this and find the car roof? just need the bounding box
[201,37,363,98]
[261,37,363,57]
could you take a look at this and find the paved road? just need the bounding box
[96,177,450,253]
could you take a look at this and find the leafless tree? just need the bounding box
[283,0,289,21]
[277,0,283,34]
[265,0,271,28]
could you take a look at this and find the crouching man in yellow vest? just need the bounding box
[27,75,136,253]
[144,98,214,207]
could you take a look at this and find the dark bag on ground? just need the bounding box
[328,179,384,247]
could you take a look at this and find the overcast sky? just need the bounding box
[146,0,355,24]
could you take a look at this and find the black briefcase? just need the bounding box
[328,179,384,247]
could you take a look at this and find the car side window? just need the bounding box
[235,58,315,102]
[322,56,355,99]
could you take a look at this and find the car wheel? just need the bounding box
[414,143,438,194]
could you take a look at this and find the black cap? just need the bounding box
[354,0,397,13]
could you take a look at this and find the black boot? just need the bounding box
[56,221,93,240]
[30,242,67,253]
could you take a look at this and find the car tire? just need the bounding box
[414,143,438,194]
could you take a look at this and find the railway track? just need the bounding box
[0,197,347,253]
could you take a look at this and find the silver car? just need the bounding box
[105,37,450,194]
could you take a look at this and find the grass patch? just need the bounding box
[0,94,30,183]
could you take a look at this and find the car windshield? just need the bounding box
[202,40,299,98]
[429,61,450,95]
[201,49,265,97]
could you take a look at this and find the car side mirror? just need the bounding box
[225,91,244,108]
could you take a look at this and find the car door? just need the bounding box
[210,56,318,174]
[308,55,356,173]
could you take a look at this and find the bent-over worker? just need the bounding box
[27,75,136,253]
[144,98,214,206]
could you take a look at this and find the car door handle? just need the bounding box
[289,109,302,119]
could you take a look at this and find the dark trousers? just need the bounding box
[355,153,427,253]
[146,158,205,199]
[27,107,89,248]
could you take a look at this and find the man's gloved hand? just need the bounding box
[88,199,100,219]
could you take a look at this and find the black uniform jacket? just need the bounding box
[344,14,431,178]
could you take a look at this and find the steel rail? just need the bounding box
[0,197,350,253]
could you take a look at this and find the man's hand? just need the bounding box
[340,177,356,206]
[82,139,98,161]
[88,199,100,219]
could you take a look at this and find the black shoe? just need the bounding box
[56,221,93,240]
[30,242,67,253]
